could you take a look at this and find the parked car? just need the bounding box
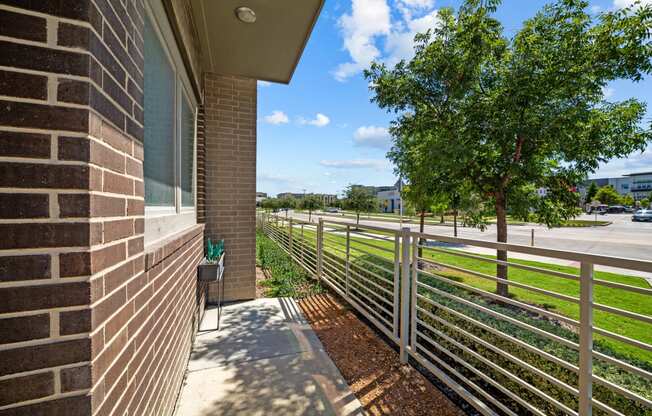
[588,204,608,215]
[632,209,652,222]
[325,207,340,213]
[624,206,635,213]
[607,205,625,213]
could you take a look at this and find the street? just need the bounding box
[286,211,652,262]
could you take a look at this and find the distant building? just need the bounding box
[276,192,338,206]
[579,171,652,201]
[256,192,267,205]
[376,180,404,213]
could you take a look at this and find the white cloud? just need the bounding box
[263,110,289,125]
[333,0,441,81]
[613,0,652,8]
[258,81,272,87]
[590,5,603,13]
[595,149,652,177]
[353,125,392,149]
[320,159,389,170]
[299,113,331,127]
[333,0,391,81]
[602,86,615,99]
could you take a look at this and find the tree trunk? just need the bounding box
[309,209,312,222]
[495,192,509,297]
[440,214,444,224]
[418,211,425,267]
[453,209,458,237]
[356,212,360,228]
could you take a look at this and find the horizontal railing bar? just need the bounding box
[347,236,396,254]
[418,256,580,305]
[422,246,579,281]
[593,350,652,381]
[322,219,401,235]
[347,289,394,330]
[417,306,579,396]
[324,275,399,342]
[410,347,514,416]
[348,255,395,279]
[593,327,652,353]
[349,229,395,243]
[415,289,578,350]
[408,230,652,273]
[416,267,580,327]
[347,279,395,317]
[417,297,578,373]
[348,267,394,297]
[349,260,395,286]
[592,373,652,408]
[416,333,548,416]
[591,399,625,416]
[592,278,652,296]
[593,302,652,325]
[348,243,399,267]
[416,319,578,416]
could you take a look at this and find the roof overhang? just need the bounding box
[191,0,323,84]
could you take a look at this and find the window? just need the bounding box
[143,1,197,245]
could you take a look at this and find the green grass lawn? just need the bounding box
[290,225,651,364]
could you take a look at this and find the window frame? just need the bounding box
[144,0,198,247]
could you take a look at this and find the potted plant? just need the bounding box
[197,238,225,282]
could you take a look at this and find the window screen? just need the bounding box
[144,15,175,207]
[181,95,195,207]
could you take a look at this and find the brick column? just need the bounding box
[0,1,144,414]
[203,73,257,301]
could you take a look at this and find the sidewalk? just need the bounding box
[174,298,365,416]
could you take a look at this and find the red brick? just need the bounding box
[0,339,90,376]
[61,365,92,392]
[0,9,47,42]
[0,131,50,159]
[127,198,144,216]
[92,242,126,273]
[0,223,90,250]
[0,394,90,416]
[104,259,134,294]
[128,236,144,256]
[0,282,90,314]
[0,193,49,219]
[103,218,133,243]
[0,255,50,282]
[59,252,90,277]
[0,314,49,344]
[60,309,91,335]
[92,287,126,329]
[0,372,54,407]
[0,162,89,189]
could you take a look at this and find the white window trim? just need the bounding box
[144,0,198,247]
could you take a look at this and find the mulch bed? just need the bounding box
[298,293,465,416]
[255,266,269,298]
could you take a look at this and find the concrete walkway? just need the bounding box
[174,298,365,416]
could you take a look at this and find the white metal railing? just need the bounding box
[257,212,652,416]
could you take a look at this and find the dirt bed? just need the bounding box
[298,293,465,416]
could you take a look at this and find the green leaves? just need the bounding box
[366,0,652,229]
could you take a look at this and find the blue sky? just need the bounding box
[256,0,652,197]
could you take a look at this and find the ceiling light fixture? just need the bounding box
[235,7,256,23]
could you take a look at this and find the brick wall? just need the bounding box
[0,1,205,415]
[203,73,257,301]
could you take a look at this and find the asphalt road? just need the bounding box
[286,211,652,262]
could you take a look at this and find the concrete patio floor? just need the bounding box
[174,297,365,416]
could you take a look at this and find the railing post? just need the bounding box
[317,218,324,282]
[410,235,418,352]
[399,227,411,364]
[345,224,351,297]
[579,262,594,416]
[288,218,293,256]
[393,231,401,338]
[300,224,305,264]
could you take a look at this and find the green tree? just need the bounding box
[622,193,635,206]
[585,182,599,203]
[260,198,279,212]
[343,185,377,227]
[366,0,652,297]
[594,185,622,205]
[641,198,651,209]
[278,196,297,218]
[300,195,322,222]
